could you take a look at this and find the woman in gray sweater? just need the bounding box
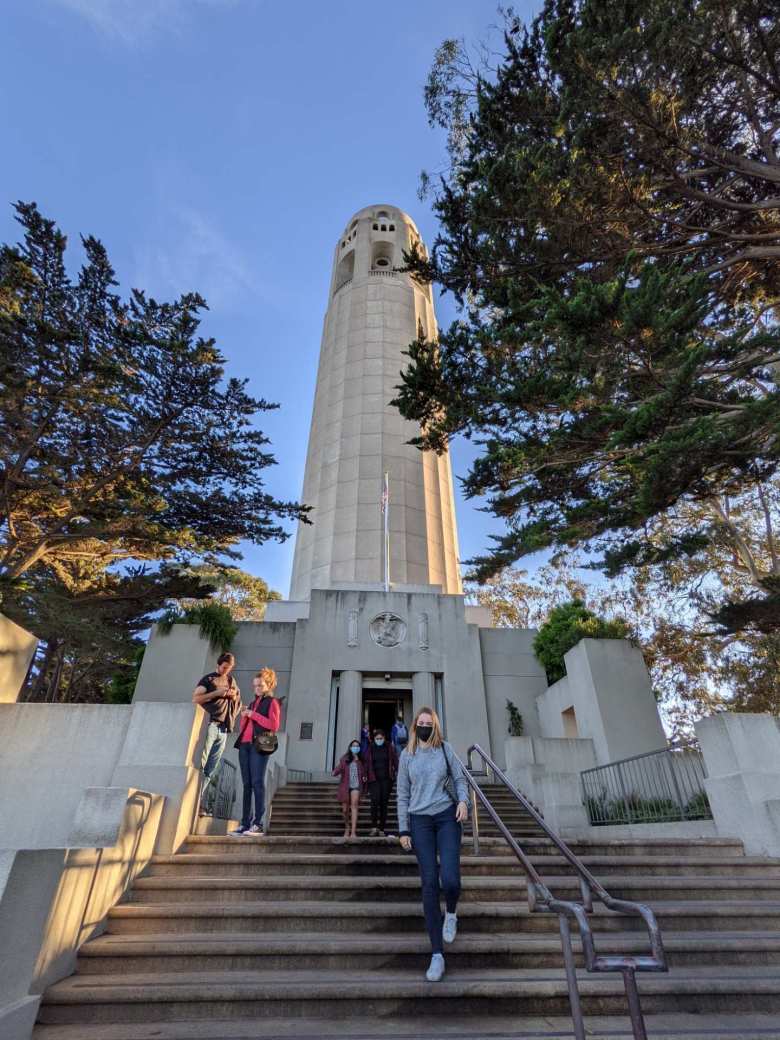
[397,706,469,982]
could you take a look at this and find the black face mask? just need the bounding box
[416,725,433,743]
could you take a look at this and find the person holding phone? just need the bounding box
[396,706,469,982]
[192,652,241,813]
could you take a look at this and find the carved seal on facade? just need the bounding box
[369,611,407,648]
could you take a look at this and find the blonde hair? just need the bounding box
[406,706,444,754]
[254,667,277,693]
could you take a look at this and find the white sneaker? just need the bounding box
[443,912,458,944]
[242,824,263,836]
[426,953,445,982]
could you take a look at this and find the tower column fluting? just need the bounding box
[289,204,462,600]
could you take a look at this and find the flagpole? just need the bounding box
[382,472,390,593]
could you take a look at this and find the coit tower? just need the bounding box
[289,205,462,600]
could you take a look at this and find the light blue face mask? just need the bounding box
[350,746,360,755]
[375,738,385,746]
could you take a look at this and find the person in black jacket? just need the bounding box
[364,728,398,836]
[192,652,241,813]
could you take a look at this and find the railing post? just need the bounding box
[470,784,480,857]
[622,968,648,1040]
[616,762,634,823]
[558,915,586,1040]
[666,752,687,819]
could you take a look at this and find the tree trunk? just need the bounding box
[23,638,59,702]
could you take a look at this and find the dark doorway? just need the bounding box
[362,689,410,740]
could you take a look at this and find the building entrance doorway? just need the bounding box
[362,688,412,741]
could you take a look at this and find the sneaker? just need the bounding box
[443,912,458,944]
[242,825,264,836]
[229,826,247,837]
[426,953,445,982]
[378,829,386,837]
[369,828,379,837]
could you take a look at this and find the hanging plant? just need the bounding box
[157,601,237,651]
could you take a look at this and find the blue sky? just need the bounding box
[1,0,540,596]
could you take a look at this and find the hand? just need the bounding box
[240,708,251,719]
[455,801,469,823]
[399,835,412,851]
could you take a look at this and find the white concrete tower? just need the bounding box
[290,204,462,600]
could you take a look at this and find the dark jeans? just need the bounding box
[369,778,392,829]
[238,743,270,829]
[409,804,462,954]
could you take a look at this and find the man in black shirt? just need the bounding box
[365,728,399,836]
[192,652,241,813]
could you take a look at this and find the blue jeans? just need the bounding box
[409,804,462,954]
[238,743,270,829]
[200,722,228,808]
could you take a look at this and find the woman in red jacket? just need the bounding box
[333,739,367,840]
[230,667,281,837]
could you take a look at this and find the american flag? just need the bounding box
[381,473,389,514]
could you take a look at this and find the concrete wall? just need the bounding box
[0,700,207,1039]
[133,622,212,703]
[480,628,547,766]
[284,588,490,770]
[536,639,666,765]
[697,712,780,856]
[32,789,164,991]
[0,613,37,703]
[505,735,597,833]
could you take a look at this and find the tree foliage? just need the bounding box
[396,1,780,628]
[533,599,630,684]
[174,564,282,622]
[0,202,306,592]
[4,564,209,703]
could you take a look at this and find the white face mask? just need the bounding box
[375,738,385,746]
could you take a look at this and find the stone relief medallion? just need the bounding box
[369,611,407,648]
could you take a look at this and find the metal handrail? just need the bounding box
[465,743,667,1040]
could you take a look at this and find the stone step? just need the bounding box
[29,1011,780,1040]
[77,930,780,974]
[127,874,780,905]
[180,833,746,858]
[105,899,780,936]
[37,965,780,1023]
[147,851,780,879]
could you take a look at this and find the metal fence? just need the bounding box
[211,760,238,820]
[581,744,712,826]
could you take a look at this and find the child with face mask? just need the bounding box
[333,739,367,840]
[363,728,399,836]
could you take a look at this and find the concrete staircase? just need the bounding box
[34,780,780,1039]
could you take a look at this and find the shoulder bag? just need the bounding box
[252,695,279,755]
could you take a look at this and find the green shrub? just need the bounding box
[157,601,237,651]
[507,700,524,736]
[533,600,630,684]
[683,791,712,820]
